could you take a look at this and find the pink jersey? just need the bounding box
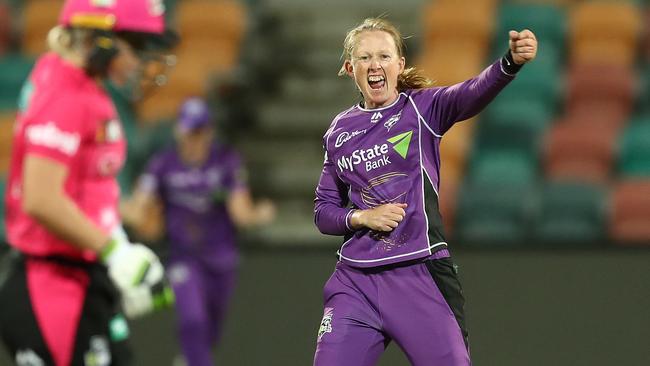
[5,52,126,261]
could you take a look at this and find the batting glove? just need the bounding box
[100,229,174,318]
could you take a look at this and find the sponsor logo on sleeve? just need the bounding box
[26,122,80,156]
[96,119,122,143]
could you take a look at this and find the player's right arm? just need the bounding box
[120,156,165,241]
[22,155,109,252]
[120,187,164,241]
[313,149,406,235]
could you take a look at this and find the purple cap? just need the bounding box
[178,98,212,132]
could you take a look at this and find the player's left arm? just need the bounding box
[120,187,164,241]
[224,153,275,228]
[226,188,275,228]
[427,29,538,134]
[120,155,166,241]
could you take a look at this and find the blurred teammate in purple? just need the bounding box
[313,18,537,365]
[123,98,275,366]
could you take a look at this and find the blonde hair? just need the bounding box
[339,18,432,91]
[46,25,92,60]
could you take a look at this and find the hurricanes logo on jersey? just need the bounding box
[384,110,402,131]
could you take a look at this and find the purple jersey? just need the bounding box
[140,143,247,270]
[314,60,516,268]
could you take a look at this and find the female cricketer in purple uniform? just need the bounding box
[313,18,537,365]
[122,98,275,366]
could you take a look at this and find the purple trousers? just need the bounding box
[313,251,470,366]
[168,257,237,366]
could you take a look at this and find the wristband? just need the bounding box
[501,50,523,75]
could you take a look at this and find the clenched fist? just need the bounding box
[509,29,537,65]
[351,203,408,232]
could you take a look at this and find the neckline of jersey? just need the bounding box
[356,92,406,112]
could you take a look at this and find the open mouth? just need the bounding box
[368,74,386,90]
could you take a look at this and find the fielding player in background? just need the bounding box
[122,97,276,366]
[0,0,177,365]
[313,18,537,365]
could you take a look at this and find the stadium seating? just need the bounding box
[610,179,650,245]
[0,2,11,56]
[417,40,486,85]
[22,0,60,56]
[640,65,650,114]
[496,3,566,51]
[468,150,537,186]
[543,121,617,184]
[439,119,477,237]
[0,54,34,111]
[420,0,499,236]
[455,182,536,245]
[474,107,547,159]
[138,0,248,122]
[645,7,650,63]
[534,181,606,244]
[422,0,495,50]
[497,51,560,103]
[618,118,650,177]
[569,1,642,66]
[0,111,14,175]
[565,64,635,131]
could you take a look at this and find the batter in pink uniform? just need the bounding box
[0,1,177,365]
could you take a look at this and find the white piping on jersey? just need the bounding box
[337,104,444,263]
[356,93,405,112]
[344,209,355,231]
[417,116,432,255]
[412,96,440,197]
[325,106,355,151]
[338,242,448,264]
[408,95,443,138]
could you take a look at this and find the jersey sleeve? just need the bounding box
[411,57,517,136]
[223,150,248,193]
[314,147,354,236]
[23,96,87,166]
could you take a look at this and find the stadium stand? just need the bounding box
[569,1,642,67]
[618,117,650,177]
[0,1,11,56]
[610,179,650,244]
[535,181,607,245]
[3,0,650,247]
[138,0,248,121]
[0,110,13,173]
[21,0,60,56]
[543,119,617,184]
[0,53,33,111]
